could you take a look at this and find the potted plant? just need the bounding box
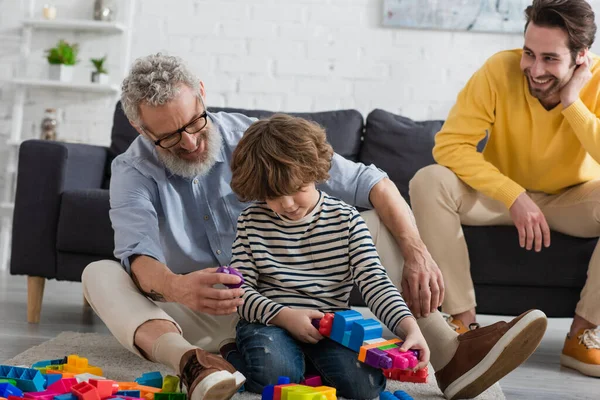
[90,56,109,84]
[45,39,79,82]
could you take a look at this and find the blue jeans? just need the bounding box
[227,320,386,400]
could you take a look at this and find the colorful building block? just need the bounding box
[0,365,46,392]
[384,348,418,370]
[0,380,16,387]
[316,314,333,337]
[53,394,77,400]
[393,390,414,400]
[216,266,245,289]
[134,373,162,389]
[0,383,23,398]
[300,375,322,387]
[153,394,185,400]
[261,384,274,400]
[160,376,179,394]
[116,391,141,398]
[47,378,78,395]
[62,357,102,377]
[24,389,58,400]
[43,374,63,389]
[89,379,117,398]
[347,319,383,352]
[382,367,428,384]
[358,339,401,362]
[70,382,100,400]
[32,360,66,370]
[329,310,363,344]
[364,348,392,369]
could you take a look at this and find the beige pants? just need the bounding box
[409,164,600,325]
[81,210,405,358]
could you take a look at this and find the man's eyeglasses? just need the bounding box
[152,111,208,149]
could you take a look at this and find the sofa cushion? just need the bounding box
[56,189,114,257]
[109,101,139,159]
[359,109,443,204]
[209,107,364,161]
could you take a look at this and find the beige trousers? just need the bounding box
[81,210,406,359]
[409,164,600,325]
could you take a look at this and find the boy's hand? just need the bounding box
[396,317,430,370]
[271,308,324,344]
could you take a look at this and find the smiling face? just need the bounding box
[520,22,584,108]
[265,183,320,221]
[137,84,222,178]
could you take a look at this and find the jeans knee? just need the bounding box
[333,365,386,400]
[242,347,304,393]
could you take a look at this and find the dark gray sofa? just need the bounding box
[10,102,596,322]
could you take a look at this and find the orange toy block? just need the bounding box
[358,338,401,362]
[312,386,336,400]
[117,382,139,390]
[62,356,103,376]
[134,384,162,400]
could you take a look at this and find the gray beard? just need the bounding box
[156,128,223,179]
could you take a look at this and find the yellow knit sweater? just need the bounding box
[433,49,600,208]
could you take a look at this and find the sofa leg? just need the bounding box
[27,276,45,323]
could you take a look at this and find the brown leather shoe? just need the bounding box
[436,309,547,399]
[179,348,245,400]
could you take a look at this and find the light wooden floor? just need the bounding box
[1,270,600,399]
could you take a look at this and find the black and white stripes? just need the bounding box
[231,191,412,333]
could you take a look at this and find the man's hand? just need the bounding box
[561,53,593,108]
[509,192,551,252]
[400,238,445,318]
[166,267,245,315]
[271,308,324,344]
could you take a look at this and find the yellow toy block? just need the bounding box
[281,385,336,400]
[62,355,103,376]
[312,386,336,400]
[358,338,401,362]
[161,375,180,393]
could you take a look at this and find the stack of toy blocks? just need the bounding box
[261,376,336,400]
[0,356,184,400]
[314,310,428,383]
[380,390,414,400]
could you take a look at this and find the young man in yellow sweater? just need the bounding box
[410,0,600,378]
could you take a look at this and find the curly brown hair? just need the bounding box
[231,114,334,202]
[525,0,596,61]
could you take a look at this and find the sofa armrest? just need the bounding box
[10,140,110,278]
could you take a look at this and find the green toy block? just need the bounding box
[378,344,398,350]
[0,379,16,386]
[154,393,186,400]
[161,375,180,393]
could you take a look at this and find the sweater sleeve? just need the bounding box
[433,62,526,208]
[232,211,286,325]
[562,99,600,164]
[348,210,412,333]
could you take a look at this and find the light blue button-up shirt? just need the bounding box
[110,111,388,274]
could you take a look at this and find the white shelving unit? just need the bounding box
[0,0,136,270]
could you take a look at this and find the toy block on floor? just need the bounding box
[300,375,322,387]
[0,380,16,387]
[393,390,414,400]
[24,389,58,400]
[32,359,66,370]
[0,365,46,392]
[47,378,77,395]
[43,373,63,388]
[153,393,185,400]
[70,382,100,400]
[62,357,102,377]
[0,383,23,398]
[89,379,117,398]
[53,394,77,400]
[116,391,141,398]
[382,367,428,384]
[134,373,162,389]
[160,376,179,394]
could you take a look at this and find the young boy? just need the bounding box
[226,114,429,399]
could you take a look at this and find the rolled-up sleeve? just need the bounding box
[320,153,388,209]
[110,158,165,274]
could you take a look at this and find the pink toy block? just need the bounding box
[384,348,418,370]
[300,375,322,387]
[24,390,57,400]
[48,378,78,395]
[71,382,101,400]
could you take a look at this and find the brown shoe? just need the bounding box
[179,348,245,400]
[436,309,547,399]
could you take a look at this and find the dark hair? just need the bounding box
[230,114,334,202]
[525,0,596,60]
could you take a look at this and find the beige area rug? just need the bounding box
[3,332,505,400]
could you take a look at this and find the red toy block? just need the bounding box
[48,378,78,395]
[89,380,116,399]
[318,314,334,337]
[71,382,101,400]
[382,367,428,384]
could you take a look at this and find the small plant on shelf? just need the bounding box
[45,39,79,82]
[90,56,109,84]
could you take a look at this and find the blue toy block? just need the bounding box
[43,373,62,389]
[329,310,363,344]
[348,319,383,352]
[277,376,290,385]
[393,390,414,400]
[0,382,24,398]
[380,391,396,400]
[54,394,78,400]
[342,331,351,347]
[261,384,274,400]
[32,358,66,369]
[0,365,45,392]
[117,390,141,397]
[134,371,163,388]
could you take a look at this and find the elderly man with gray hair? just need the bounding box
[82,53,547,400]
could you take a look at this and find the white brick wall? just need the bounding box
[2,0,600,200]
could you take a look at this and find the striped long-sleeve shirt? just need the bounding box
[231,191,412,334]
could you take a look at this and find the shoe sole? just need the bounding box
[560,354,600,377]
[193,371,246,400]
[445,309,547,400]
